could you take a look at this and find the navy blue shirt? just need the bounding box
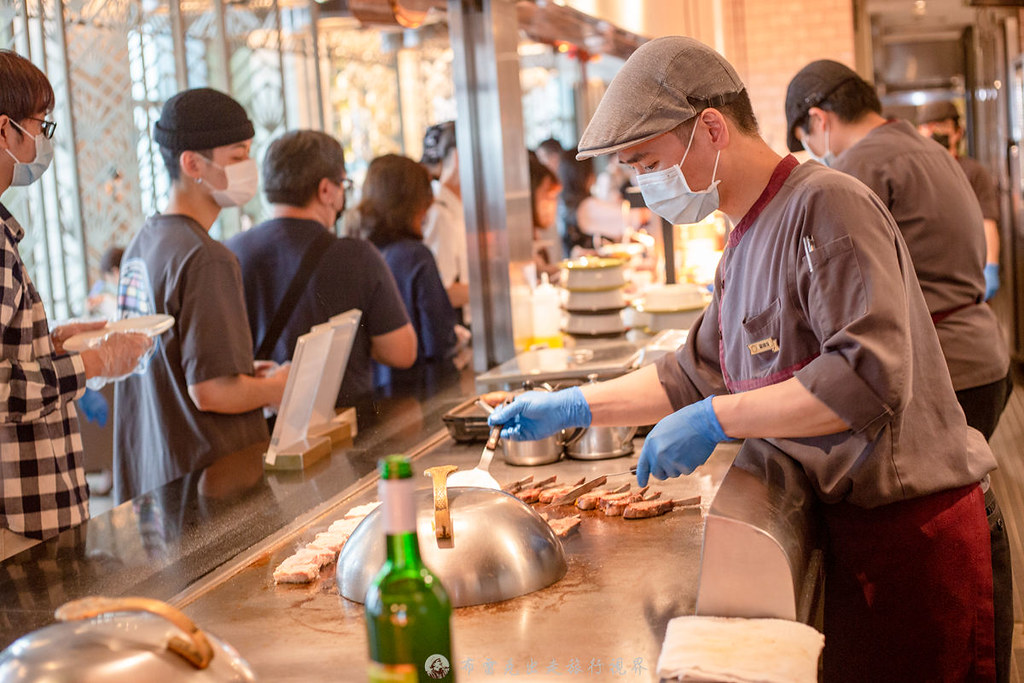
[374,239,457,387]
[226,218,409,405]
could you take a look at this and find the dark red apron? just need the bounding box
[822,484,995,682]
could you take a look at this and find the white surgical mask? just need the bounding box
[800,124,836,168]
[5,119,53,187]
[204,158,259,208]
[636,121,721,225]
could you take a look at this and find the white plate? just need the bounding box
[64,314,175,352]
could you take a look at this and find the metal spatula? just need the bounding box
[447,400,502,489]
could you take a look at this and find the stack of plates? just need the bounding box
[559,257,627,337]
[632,283,709,333]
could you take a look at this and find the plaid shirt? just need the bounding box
[0,202,88,540]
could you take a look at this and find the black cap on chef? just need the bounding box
[576,36,745,160]
[784,60,863,153]
[153,88,255,151]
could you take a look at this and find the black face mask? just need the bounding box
[931,132,951,149]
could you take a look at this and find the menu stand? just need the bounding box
[264,310,362,471]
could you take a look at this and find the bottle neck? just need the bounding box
[379,477,421,568]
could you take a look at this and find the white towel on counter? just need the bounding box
[657,616,824,683]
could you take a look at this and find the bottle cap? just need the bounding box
[379,454,413,480]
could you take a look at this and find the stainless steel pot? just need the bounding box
[501,426,583,466]
[337,470,566,607]
[0,597,256,682]
[565,424,638,460]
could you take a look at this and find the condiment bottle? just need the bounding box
[530,272,563,348]
[365,455,454,682]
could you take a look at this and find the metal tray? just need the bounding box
[441,397,492,442]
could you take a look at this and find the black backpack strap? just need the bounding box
[255,229,334,360]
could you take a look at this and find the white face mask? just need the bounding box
[5,119,53,187]
[636,121,721,225]
[800,119,836,167]
[204,157,258,208]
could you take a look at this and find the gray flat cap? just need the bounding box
[576,36,744,160]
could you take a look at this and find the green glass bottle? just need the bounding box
[365,455,453,682]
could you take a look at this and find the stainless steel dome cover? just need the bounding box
[337,481,567,608]
[0,597,256,682]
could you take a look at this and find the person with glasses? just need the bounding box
[226,130,415,408]
[0,50,151,560]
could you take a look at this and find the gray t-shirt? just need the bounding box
[114,214,268,503]
[833,120,1008,390]
[656,157,996,508]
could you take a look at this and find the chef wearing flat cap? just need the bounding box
[489,37,997,680]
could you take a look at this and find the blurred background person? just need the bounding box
[419,121,470,321]
[356,154,458,389]
[917,100,1001,300]
[535,137,564,178]
[226,130,416,409]
[86,245,123,320]
[528,150,562,280]
[557,150,626,256]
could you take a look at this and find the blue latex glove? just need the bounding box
[487,387,592,441]
[984,263,999,301]
[77,388,109,427]
[636,396,730,486]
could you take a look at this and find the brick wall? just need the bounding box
[570,0,857,154]
[732,0,856,153]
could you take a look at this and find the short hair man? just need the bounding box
[917,99,1001,300]
[226,130,416,405]
[419,121,469,316]
[114,88,289,504]
[490,37,997,680]
[0,50,150,559]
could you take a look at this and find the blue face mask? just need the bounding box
[636,121,721,225]
[5,118,53,186]
[800,126,836,168]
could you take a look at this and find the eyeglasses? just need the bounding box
[339,178,354,192]
[26,117,56,139]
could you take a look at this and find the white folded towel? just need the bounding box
[656,616,824,683]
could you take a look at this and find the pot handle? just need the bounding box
[55,596,215,670]
[560,426,586,447]
[424,465,459,549]
[621,425,639,444]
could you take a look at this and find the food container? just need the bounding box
[561,286,627,313]
[0,597,256,682]
[563,309,626,336]
[501,425,584,466]
[337,485,566,608]
[441,397,492,442]
[633,284,708,333]
[560,257,626,291]
[566,424,638,460]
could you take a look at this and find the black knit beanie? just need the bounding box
[153,88,255,151]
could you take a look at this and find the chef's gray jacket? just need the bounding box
[656,156,996,509]
[833,120,1008,391]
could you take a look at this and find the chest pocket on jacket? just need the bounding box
[806,235,866,340]
[740,297,782,366]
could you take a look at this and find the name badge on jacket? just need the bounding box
[748,338,779,355]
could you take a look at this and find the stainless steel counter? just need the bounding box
[175,436,739,682]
